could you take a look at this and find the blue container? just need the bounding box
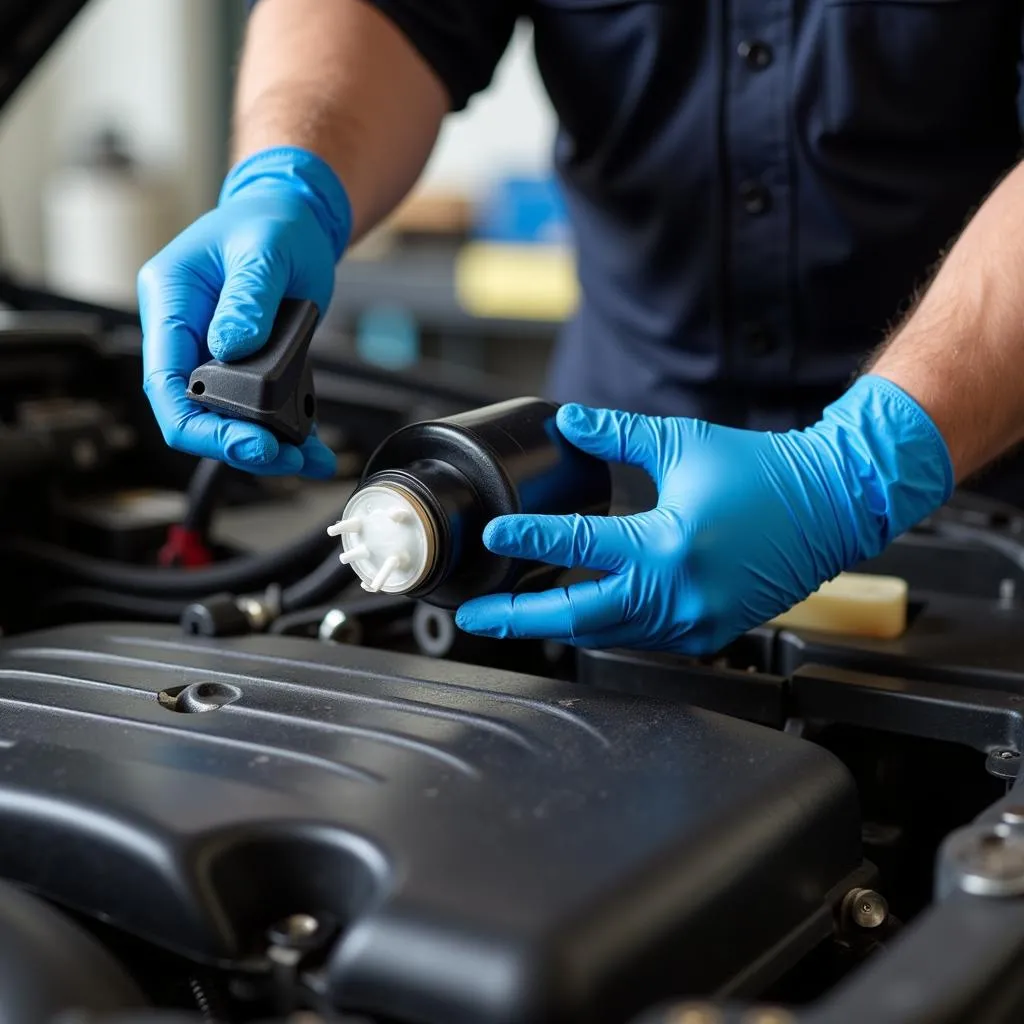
[355,305,420,370]
[474,174,571,245]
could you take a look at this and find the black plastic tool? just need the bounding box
[186,299,319,445]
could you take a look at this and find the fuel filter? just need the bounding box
[327,398,611,609]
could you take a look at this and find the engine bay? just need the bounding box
[0,300,1022,1024]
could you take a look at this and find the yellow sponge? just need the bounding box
[454,242,579,321]
[769,572,908,639]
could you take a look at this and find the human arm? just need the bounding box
[139,0,507,473]
[231,0,448,244]
[457,161,1024,653]
[868,160,1024,480]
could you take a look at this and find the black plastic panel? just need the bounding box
[0,624,861,1024]
[775,590,1024,691]
[577,641,785,728]
[581,528,1024,751]
[581,596,1024,757]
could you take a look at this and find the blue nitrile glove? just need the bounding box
[456,375,954,654]
[138,146,351,477]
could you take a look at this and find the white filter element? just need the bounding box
[329,484,435,594]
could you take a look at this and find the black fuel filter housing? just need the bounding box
[331,398,612,608]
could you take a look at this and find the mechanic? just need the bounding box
[138,0,1024,654]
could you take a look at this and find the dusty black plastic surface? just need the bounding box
[186,299,319,445]
[0,623,860,1024]
[578,642,787,728]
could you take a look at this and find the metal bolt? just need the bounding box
[1002,807,1024,827]
[844,888,888,929]
[266,913,324,972]
[318,608,362,645]
[999,750,1018,760]
[283,914,319,941]
[265,912,326,962]
[237,593,280,633]
[943,824,1024,896]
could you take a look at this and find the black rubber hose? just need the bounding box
[38,587,186,621]
[182,458,226,535]
[22,524,355,626]
[3,515,340,599]
[36,557,353,626]
[280,553,353,612]
[52,554,355,620]
[270,593,412,635]
[36,557,356,625]
[28,546,354,625]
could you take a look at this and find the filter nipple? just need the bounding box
[328,483,435,594]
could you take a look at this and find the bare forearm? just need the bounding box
[870,161,1024,480]
[233,0,448,241]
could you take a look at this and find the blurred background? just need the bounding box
[0,0,570,395]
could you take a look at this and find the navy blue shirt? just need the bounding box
[364,0,1023,422]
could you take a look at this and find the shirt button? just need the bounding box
[739,180,771,216]
[738,40,773,70]
[743,324,778,357]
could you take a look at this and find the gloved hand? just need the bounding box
[138,146,351,477]
[456,375,953,654]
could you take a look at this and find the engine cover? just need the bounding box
[0,625,861,1024]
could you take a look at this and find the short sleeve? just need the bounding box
[246,0,521,112]
[362,0,521,110]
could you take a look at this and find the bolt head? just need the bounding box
[843,887,888,929]
[285,913,319,939]
[267,912,324,951]
[319,608,361,644]
[852,892,888,929]
[945,825,1024,896]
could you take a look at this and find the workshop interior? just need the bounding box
[5,2,1024,1023]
